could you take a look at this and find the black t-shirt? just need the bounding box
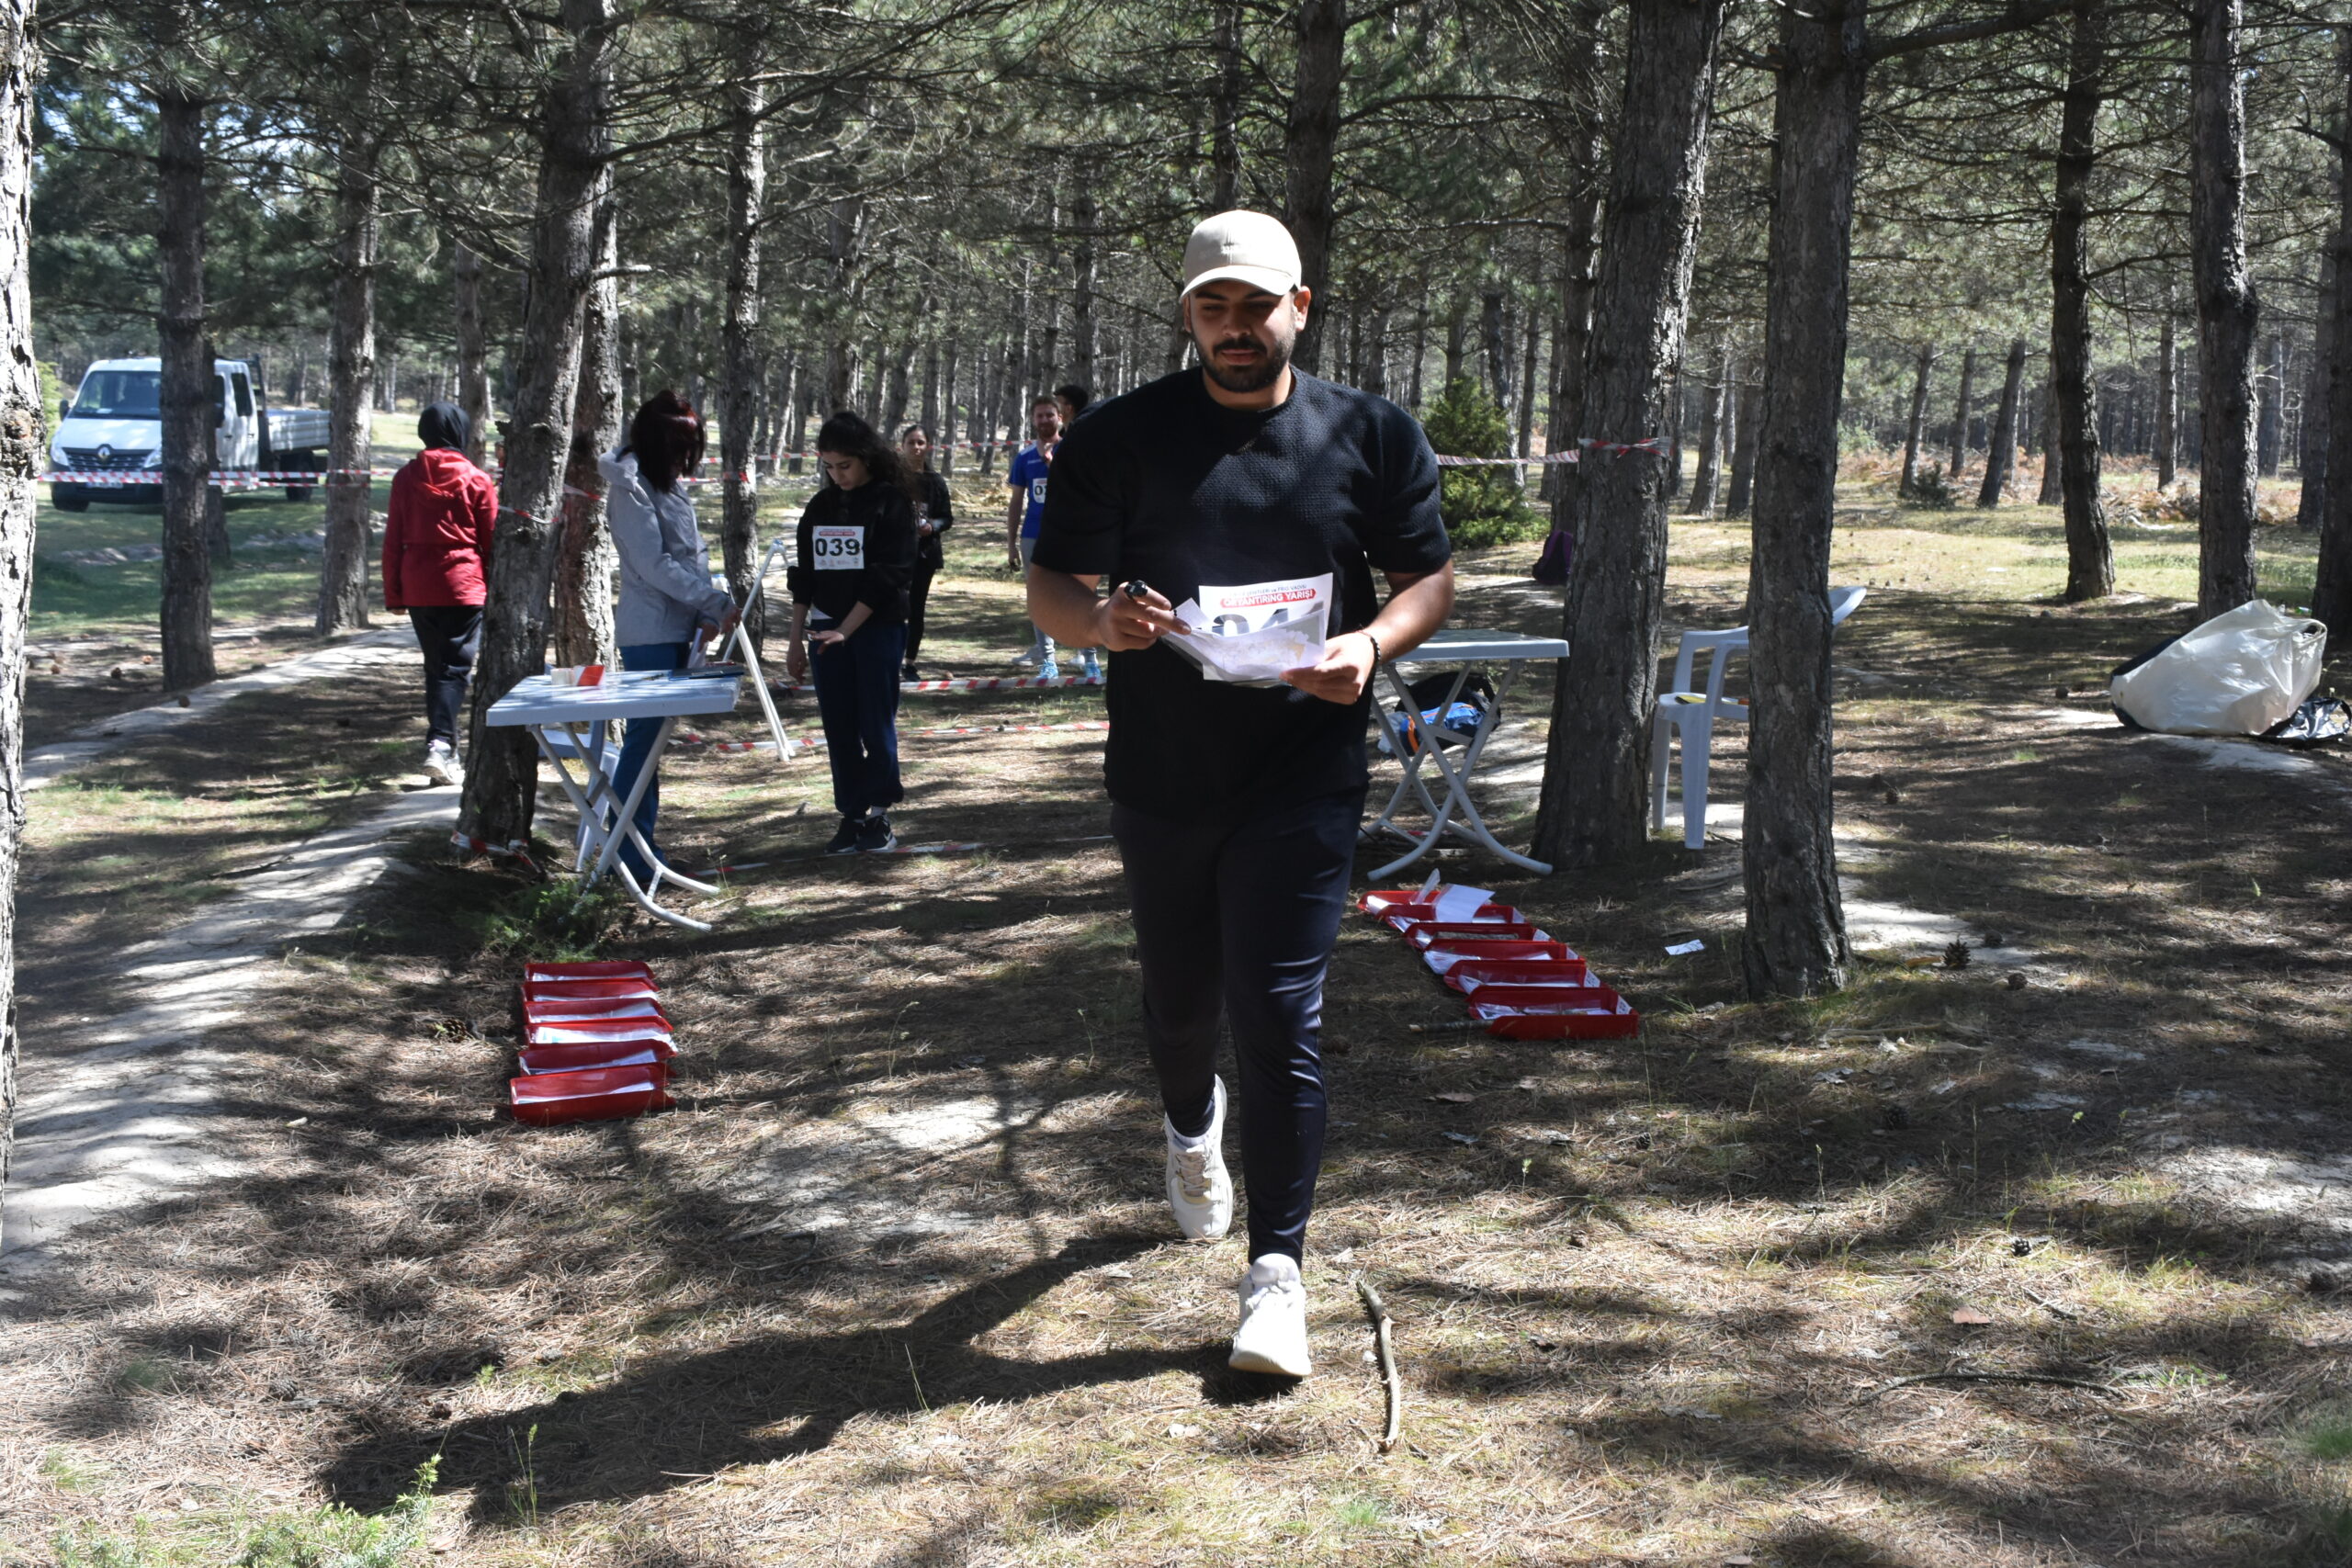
[786,480,919,626]
[1034,368,1451,822]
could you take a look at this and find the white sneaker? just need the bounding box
[1165,1076,1233,1240]
[1011,647,1042,668]
[424,740,463,786]
[1229,1254,1311,1378]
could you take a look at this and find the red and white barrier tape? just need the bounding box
[46,468,386,487]
[449,831,542,875]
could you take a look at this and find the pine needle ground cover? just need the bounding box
[8,490,2352,1566]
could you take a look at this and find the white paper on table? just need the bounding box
[1164,572,1334,683]
[1432,884,1493,923]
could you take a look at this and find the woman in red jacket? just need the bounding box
[382,402,498,786]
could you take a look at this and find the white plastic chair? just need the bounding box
[1651,586,1866,849]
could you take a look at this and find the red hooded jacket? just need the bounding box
[383,447,498,610]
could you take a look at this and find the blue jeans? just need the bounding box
[1110,787,1366,1263]
[812,623,907,818]
[610,642,685,878]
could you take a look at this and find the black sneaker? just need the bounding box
[855,814,898,852]
[825,817,863,854]
[901,663,921,682]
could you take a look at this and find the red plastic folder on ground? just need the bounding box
[525,959,657,985]
[1440,954,1592,993]
[521,995,670,1025]
[524,1014,674,1047]
[1378,903,1522,933]
[509,1064,674,1124]
[1419,938,1575,975]
[1402,919,1549,949]
[1469,995,1642,1041]
[517,1037,680,1076]
[521,976,660,1004]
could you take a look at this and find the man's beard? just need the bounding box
[1199,333,1290,394]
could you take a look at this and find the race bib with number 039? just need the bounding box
[811,525,865,570]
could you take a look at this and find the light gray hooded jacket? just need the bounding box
[599,449,736,648]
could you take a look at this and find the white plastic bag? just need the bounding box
[2109,599,2327,736]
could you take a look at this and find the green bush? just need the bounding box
[1905,463,1958,509]
[1420,378,1544,548]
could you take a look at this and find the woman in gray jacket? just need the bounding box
[598,389,739,883]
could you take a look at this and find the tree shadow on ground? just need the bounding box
[323,1230,1238,1517]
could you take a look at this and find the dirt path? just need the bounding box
[5,629,446,1284]
[0,784,455,1278]
[24,625,411,789]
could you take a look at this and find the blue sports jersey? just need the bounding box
[1008,442,1053,537]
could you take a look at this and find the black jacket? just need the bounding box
[913,469,955,569]
[787,479,921,626]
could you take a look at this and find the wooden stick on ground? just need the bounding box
[1860,1371,2120,1403]
[1357,1276,1402,1454]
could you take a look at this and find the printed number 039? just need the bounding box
[813,525,865,570]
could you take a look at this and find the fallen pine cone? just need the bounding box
[1942,941,1971,971]
[2005,971,2028,991]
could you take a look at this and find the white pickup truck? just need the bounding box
[48,356,334,512]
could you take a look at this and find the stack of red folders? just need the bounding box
[509,960,678,1125]
[1359,885,1641,1041]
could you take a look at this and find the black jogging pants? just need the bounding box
[1111,786,1363,1263]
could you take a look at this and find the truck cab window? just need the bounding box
[232,371,254,418]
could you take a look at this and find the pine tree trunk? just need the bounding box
[1530,0,1724,871]
[1976,337,2026,508]
[1742,0,1865,1001]
[454,241,491,468]
[1897,344,1931,497]
[2037,374,2064,503]
[551,178,617,669]
[1515,310,1541,486]
[1688,344,1727,513]
[1211,0,1243,210]
[1071,173,1097,390]
[2189,0,2261,616]
[2314,32,2352,635]
[1283,0,1344,373]
[0,0,42,1225]
[938,340,958,474]
[1726,379,1760,515]
[2258,334,2283,477]
[1480,288,1508,409]
[1948,346,1975,481]
[882,341,913,434]
[1664,370,1683,496]
[2050,0,2113,596]
[2156,307,2179,487]
[156,85,216,691]
[458,0,616,850]
[316,111,378,637]
[2302,241,2335,532]
[718,67,766,652]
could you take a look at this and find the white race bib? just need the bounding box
[812,525,865,570]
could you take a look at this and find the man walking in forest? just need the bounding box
[1027,210,1454,1377]
[1005,394,1063,675]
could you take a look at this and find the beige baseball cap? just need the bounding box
[1181,209,1302,299]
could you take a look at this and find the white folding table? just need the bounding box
[487,669,746,931]
[1365,627,1570,879]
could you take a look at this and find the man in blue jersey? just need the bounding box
[1004,395,1061,676]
